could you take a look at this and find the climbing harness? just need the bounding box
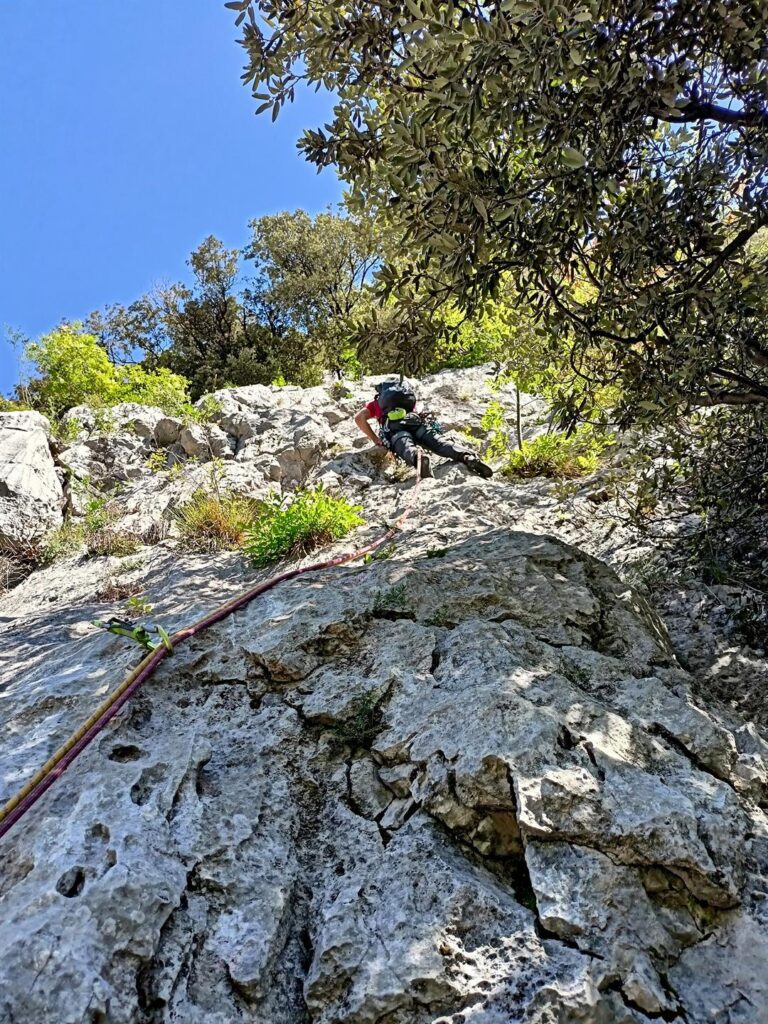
[419,409,444,435]
[92,618,173,653]
[0,453,424,842]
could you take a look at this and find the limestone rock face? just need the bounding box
[0,412,63,543]
[179,422,235,461]
[154,416,184,448]
[0,368,767,1024]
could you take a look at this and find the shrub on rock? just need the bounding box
[243,485,363,567]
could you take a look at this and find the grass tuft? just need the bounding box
[174,490,261,552]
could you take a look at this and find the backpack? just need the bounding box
[376,380,417,416]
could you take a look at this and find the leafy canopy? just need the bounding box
[234,0,768,423]
[86,211,378,397]
[244,208,381,372]
[21,325,191,416]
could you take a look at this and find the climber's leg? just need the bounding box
[414,427,493,478]
[388,430,418,467]
[388,431,434,478]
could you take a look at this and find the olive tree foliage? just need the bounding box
[85,210,377,398]
[232,0,768,425]
[244,208,381,372]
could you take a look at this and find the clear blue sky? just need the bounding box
[0,1,341,395]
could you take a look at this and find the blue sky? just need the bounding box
[0,1,341,394]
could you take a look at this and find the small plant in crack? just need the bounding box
[364,543,397,565]
[426,547,449,559]
[330,692,384,752]
[428,606,452,627]
[372,583,410,615]
[125,594,153,618]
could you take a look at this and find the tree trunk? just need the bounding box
[516,386,524,451]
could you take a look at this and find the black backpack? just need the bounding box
[376,380,417,416]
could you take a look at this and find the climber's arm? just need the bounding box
[355,407,384,447]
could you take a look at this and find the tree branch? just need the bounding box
[694,215,768,290]
[693,390,768,407]
[653,99,768,127]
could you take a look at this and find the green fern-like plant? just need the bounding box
[243,486,363,567]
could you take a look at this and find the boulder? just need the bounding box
[0,410,51,435]
[110,403,165,439]
[62,403,165,439]
[153,416,184,448]
[0,414,63,543]
[178,424,235,461]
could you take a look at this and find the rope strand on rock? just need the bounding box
[0,452,423,842]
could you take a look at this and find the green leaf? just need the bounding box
[561,146,588,168]
[472,196,489,223]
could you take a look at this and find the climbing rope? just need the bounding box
[0,452,423,843]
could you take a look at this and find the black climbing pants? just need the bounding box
[385,425,471,468]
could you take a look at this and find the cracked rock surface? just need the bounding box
[1,368,768,1023]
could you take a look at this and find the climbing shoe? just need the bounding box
[419,453,435,479]
[463,453,493,479]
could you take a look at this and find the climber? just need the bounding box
[354,380,493,480]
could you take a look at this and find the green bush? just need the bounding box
[49,415,82,444]
[21,325,192,417]
[243,486,363,567]
[503,426,614,480]
[182,394,223,426]
[116,365,191,416]
[0,397,31,413]
[24,326,121,413]
[480,400,512,461]
[40,522,86,563]
[174,490,261,552]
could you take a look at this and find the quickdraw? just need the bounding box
[92,618,173,653]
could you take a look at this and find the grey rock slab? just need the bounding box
[304,817,615,1024]
[669,913,768,1023]
[346,758,394,822]
[0,416,63,542]
[58,435,152,491]
[524,840,679,1014]
[1,368,767,1023]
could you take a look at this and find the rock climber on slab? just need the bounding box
[354,379,493,480]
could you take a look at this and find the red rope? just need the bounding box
[0,453,423,842]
